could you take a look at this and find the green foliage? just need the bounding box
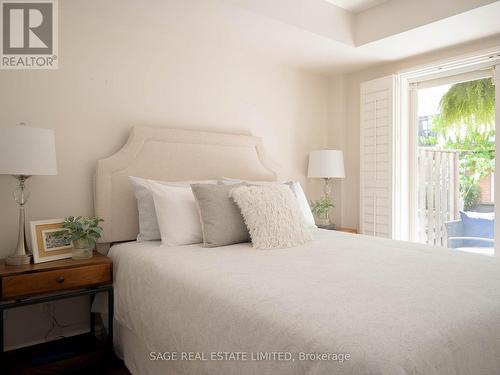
[419,135,437,146]
[310,196,334,218]
[434,112,495,153]
[433,78,495,137]
[440,129,495,206]
[462,178,482,211]
[61,216,104,247]
[431,78,495,206]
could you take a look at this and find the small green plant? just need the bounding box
[310,197,334,219]
[462,179,482,211]
[61,216,104,247]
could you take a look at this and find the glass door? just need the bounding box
[410,75,496,255]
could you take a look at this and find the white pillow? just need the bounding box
[287,182,317,229]
[230,184,313,249]
[147,181,203,246]
[128,176,216,241]
[222,178,316,228]
[221,177,273,185]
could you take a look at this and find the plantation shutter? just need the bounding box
[360,75,396,238]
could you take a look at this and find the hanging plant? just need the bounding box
[431,78,495,209]
[433,78,495,139]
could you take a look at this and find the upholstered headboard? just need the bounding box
[94,126,278,245]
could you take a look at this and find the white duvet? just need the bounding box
[110,229,500,375]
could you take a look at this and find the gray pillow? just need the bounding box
[191,183,250,247]
[128,176,217,241]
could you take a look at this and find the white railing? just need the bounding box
[417,148,459,246]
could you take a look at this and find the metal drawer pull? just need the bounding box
[56,276,65,283]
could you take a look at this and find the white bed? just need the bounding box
[108,230,500,375]
[95,126,500,375]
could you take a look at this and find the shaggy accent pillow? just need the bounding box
[222,178,316,229]
[230,185,313,249]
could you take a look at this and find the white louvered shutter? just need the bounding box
[360,75,396,238]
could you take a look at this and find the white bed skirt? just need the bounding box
[115,321,183,375]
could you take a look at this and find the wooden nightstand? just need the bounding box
[0,252,113,355]
[317,225,358,234]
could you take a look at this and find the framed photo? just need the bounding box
[31,219,73,263]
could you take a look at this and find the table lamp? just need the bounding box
[0,124,57,265]
[307,150,345,225]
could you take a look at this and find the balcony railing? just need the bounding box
[417,148,459,246]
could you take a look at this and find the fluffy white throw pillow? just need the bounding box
[222,178,316,229]
[230,185,313,249]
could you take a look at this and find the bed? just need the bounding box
[95,126,500,375]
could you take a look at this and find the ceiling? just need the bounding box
[67,0,500,76]
[324,0,389,13]
[231,0,500,74]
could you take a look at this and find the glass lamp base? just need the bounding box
[6,175,32,266]
[5,253,31,266]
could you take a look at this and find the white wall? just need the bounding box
[0,3,330,348]
[327,75,348,224]
[333,35,500,229]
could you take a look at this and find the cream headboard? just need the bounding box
[94,126,278,245]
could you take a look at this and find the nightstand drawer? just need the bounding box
[1,264,112,299]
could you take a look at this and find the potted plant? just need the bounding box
[310,197,334,226]
[61,216,104,259]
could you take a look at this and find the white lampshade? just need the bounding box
[0,125,57,176]
[307,150,345,178]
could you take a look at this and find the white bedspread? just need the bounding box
[109,230,500,375]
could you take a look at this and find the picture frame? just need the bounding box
[30,219,73,264]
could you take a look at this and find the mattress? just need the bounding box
[109,229,500,375]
